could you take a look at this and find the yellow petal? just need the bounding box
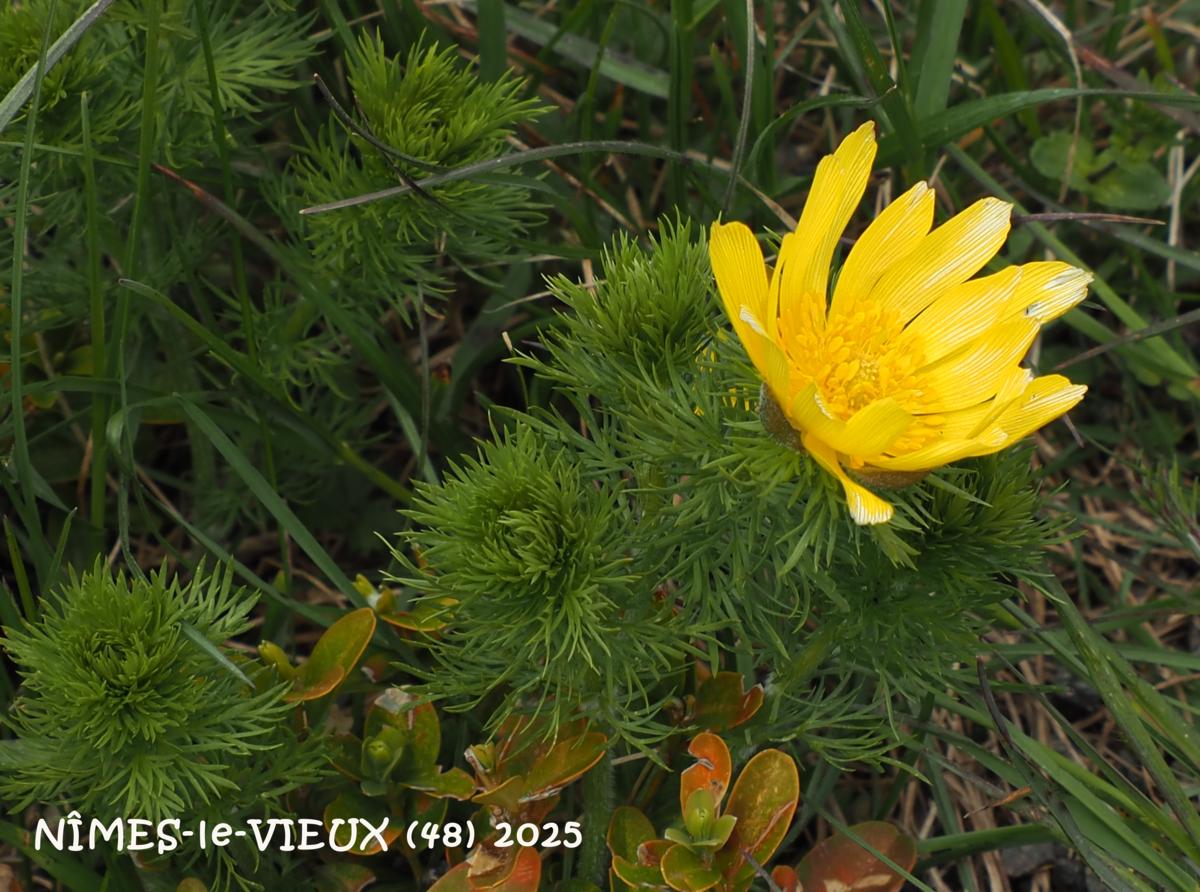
[789,385,911,457]
[831,180,936,318]
[958,366,1035,439]
[768,233,810,338]
[779,122,877,317]
[868,368,1034,471]
[870,197,1012,324]
[915,316,1039,413]
[998,261,1092,323]
[804,433,894,525]
[902,266,1022,364]
[867,428,1007,472]
[710,221,769,335]
[991,374,1087,445]
[711,221,789,386]
[758,337,791,404]
[736,315,790,397]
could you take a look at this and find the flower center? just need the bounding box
[785,301,925,422]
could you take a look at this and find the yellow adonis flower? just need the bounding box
[710,121,1090,526]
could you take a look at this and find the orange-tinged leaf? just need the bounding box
[288,664,344,702]
[376,588,457,632]
[714,749,799,889]
[473,776,527,814]
[428,862,473,892]
[770,865,799,892]
[494,846,543,891]
[608,806,657,861]
[471,716,589,787]
[408,766,476,800]
[286,608,376,703]
[516,731,607,802]
[611,855,666,889]
[679,732,731,815]
[796,821,916,892]
[469,845,541,891]
[470,719,604,817]
[638,839,672,868]
[494,716,592,773]
[660,845,721,892]
[365,687,441,773]
[691,673,764,731]
[734,688,763,728]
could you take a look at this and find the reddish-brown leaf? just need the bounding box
[795,821,916,892]
[679,732,732,815]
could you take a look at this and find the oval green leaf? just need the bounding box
[608,805,657,862]
[287,608,376,702]
[714,749,799,889]
[660,845,721,892]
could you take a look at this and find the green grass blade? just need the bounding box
[980,0,1040,136]
[0,0,114,135]
[910,0,967,120]
[140,484,331,628]
[108,0,163,573]
[923,749,978,891]
[668,0,695,207]
[3,517,36,622]
[464,0,669,98]
[917,825,1059,868]
[881,87,1200,164]
[181,621,253,687]
[178,398,364,607]
[0,579,22,636]
[1079,222,1200,275]
[116,276,409,504]
[1013,737,1197,889]
[721,0,755,212]
[315,0,356,55]
[7,0,57,576]
[45,508,74,596]
[476,0,508,82]
[931,694,1167,891]
[1056,597,1200,834]
[827,0,923,174]
[79,90,107,535]
[742,93,880,176]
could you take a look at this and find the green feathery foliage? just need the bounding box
[0,562,328,825]
[395,219,1062,762]
[394,424,690,743]
[116,0,316,165]
[289,32,547,314]
[536,220,718,395]
[0,0,100,115]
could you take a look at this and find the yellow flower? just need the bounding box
[710,122,1089,525]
